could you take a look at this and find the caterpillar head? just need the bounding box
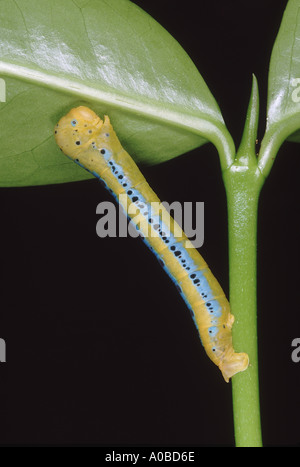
[54,106,122,160]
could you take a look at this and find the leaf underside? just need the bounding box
[0,0,227,187]
[267,0,300,143]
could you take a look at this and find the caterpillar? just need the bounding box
[54,106,249,382]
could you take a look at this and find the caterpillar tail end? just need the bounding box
[219,352,249,383]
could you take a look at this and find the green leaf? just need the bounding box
[259,0,300,176]
[0,0,234,187]
[266,0,300,129]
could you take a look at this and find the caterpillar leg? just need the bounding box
[219,350,249,383]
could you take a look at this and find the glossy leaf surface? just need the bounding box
[0,0,232,186]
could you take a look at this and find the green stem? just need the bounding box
[223,167,264,447]
[221,75,264,446]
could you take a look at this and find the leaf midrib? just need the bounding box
[0,60,220,136]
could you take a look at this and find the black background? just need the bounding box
[1,0,299,447]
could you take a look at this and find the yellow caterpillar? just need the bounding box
[54,106,249,382]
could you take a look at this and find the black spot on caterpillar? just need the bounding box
[54,106,249,382]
